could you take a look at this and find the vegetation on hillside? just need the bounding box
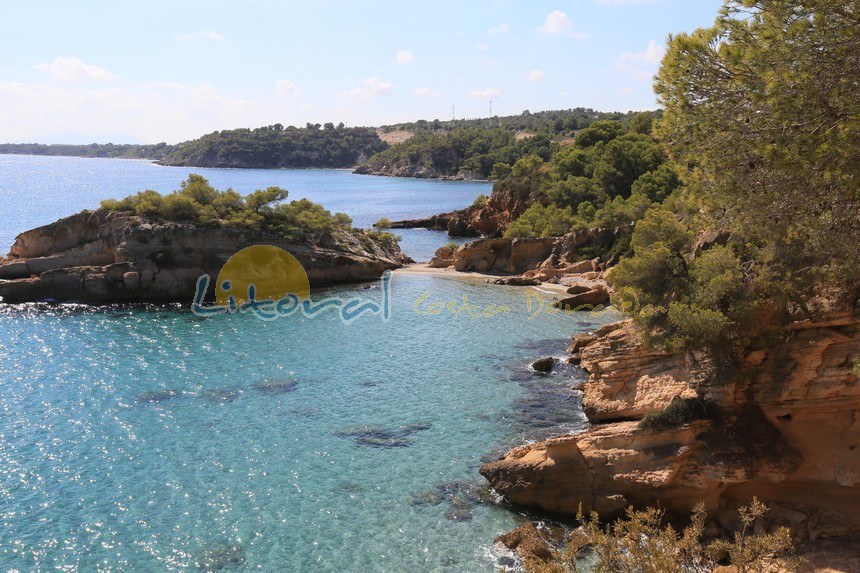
[358,127,554,179]
[494,0,858,349]
[158,123,386,168]
[98,174,385,245]
[496,113,673,239]
[378,107,651,136]
[0,142,174,159]
[363,109,660,179]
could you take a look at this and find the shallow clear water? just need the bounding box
[0,155,616,571]
[0,154,489,262]
[0,278,615,571]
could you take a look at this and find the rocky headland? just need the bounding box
[0,210,410,303]
[353,161,485,181]
[481,307,860,544]
[385,179,547,237]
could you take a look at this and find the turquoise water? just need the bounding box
[0,154,489,262]
[0,156,615,571]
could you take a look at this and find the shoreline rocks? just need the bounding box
[481,310,860,541]
[0,210,410,303]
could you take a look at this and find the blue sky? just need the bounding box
[0,0,723,144]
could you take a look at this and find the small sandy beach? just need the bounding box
[392,262,574,297]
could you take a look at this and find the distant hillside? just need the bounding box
[157,123,386,169]
[378,107,646,135]
[0,108,660,177]
[0,142,174,159]
[358,108,658,180]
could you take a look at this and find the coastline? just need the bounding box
[392,262,574,298]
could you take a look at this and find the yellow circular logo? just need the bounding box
[215,245,310,307]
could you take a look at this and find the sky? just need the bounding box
[0,0,724,144]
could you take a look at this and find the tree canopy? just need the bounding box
[655,0,860,287]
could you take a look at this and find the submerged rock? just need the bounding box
[252,379,298,395]
[200,388,242,402]
[333,423,431,449]
[134,390,182,403]
[194,541,246,571]
[409,490,446,507]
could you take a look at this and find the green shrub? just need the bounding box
[179,173,218,205]
[529,499,799,573]
[472,194,488,207]
[98,174,353,244]
[504,204,577,238]
[375,217,392,229]
[160,194,201,221]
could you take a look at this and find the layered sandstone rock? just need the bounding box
[481,310,860,541]
[0,210,410,303]
[447,226,630,276]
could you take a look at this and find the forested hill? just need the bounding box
[377,107,642,135]
[156,124,386,168]
[357,108,655,180]
[0,108,655,174]
[0,142,175,160]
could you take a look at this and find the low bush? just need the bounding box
[528,499,799,573]
[99,174,356,244]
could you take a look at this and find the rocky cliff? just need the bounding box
[481,310,860,541]
[387,182,546,237]
[0,210,410,303]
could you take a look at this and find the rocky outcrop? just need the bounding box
[388,181,549,237]
[0,210,410,303]
[495,522,552,563]
[428,245,456,268]
[354,160,484,181]
[482,310,860,541]
[446,226,630,276]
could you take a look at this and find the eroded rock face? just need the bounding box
[481,311,860,539]
[449,226,630,276]
[0,210,410,303]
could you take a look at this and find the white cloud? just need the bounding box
[619,86,635,95]
[0,81,267,143]
[616,39,665,78]
[538,10,571,35]
[177,30,224,42]
[469,88,499,101]
[341,77,392,100]
[536,10,589,39]
[476,42,489,52]
[489,22,510,34]
[413,87,440,97]
[34,56,115,83]
[621,39,664,65]
[527,70,546,83]
[275,79,301,98]
[395,49,414,65]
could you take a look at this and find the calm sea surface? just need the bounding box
[0,154,489,263]
[0,155,612,572]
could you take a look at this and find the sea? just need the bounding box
[0,154,612,572]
